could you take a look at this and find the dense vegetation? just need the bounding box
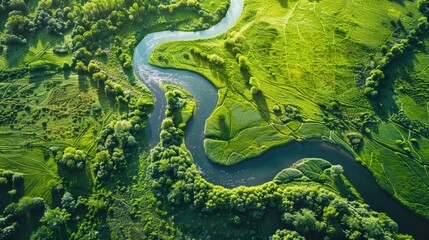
[151,0,429,222]
[0,0,234,238]
[147,86,410,239]
[0,0,428,239]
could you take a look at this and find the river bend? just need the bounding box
[132,0,428,237]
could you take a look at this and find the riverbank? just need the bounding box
[148,0,429,227]
[132,0,427,236]
[146,82,408,239]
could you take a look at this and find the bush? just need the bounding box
[346,132,363,150]
[57,147,86,171]
[251,86,261,95]
[1,34,26,45]
[92,71,107,83]
[12,173,24,188]
[238,55,249,71]
[75,60,87,73]
[87,61,100,73]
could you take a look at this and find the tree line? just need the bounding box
[146,88,410,239]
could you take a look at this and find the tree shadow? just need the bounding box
[56,164,93,199]
[0,14,6,33]
[252,92,271,122]
[97,85,117,111]
[123,68,137,85]
[278,0,288,8]
[5,44,30,68]
[218,114,230,140]
[78,74,90,92]
[370,50,416,120]
[165,203,282,239]
[388,0,405,6]
[63,69,71,80]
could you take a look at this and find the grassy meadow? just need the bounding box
[0,0,428,238]
[0,0,232,238]
[150,0,429,219]
[0,0,230,204]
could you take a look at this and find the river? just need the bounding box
[132,0,429,237]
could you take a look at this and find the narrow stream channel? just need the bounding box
[132,0,429,237]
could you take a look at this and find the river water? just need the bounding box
[132,0,429,237]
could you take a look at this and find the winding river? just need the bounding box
[132,0,428,238]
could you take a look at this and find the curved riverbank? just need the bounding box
[132,0,429,237]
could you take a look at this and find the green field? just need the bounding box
[0,0,232,238]
[151,0,429,220]
[1,0,429,238]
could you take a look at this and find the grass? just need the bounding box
[0,0,233,238]
[150,0,429,219]
[0,147,56,200]
[163,83,196,127]
[274,158,361,200]
[150,0,421,165]
[0,70,126,201]
[0,0,231,205]
[146,83,367,239]
[0,18,143,205]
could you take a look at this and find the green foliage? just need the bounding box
[60,192,76,213]
[75,60,87,73]
[346,132,363,150]
[0,196,47,240]
[146,87,405,239]
[270,229,304,240]
[0,0,231,238]
[93,113,147,180]
[40,207,70,229]
[92,70,107,83]
[1,0,427,238]
[56,147,86,171]
[30,225,56,240]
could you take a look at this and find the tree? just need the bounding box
[12,173,23,189]
[58,147,86,171]
[40,208,71,239]
[9,0,28,13]
[0,177,8,187]
[5,14,27,34]
[238,55,249,71]
[92,71,107,83]
[330,165,344,180]
[16,197,35,218]
[87,61,100,73]
[114,120,132,145]
[270,229,305,240]
[90,19,110,39]
[31,225,56,240]
[284,208,322,235]
[75,60,87,74]
[370,69,384,82]
[61,192,76,213]
[1,224,17,240]
[251,86,261,95]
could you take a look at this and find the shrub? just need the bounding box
[346,132,363,150]
[57,147,86,171]
[251,86,261,95]
[238,55,249,71]
[75,60,87,73]
[87,61,100,73]
[1,34,26,45]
